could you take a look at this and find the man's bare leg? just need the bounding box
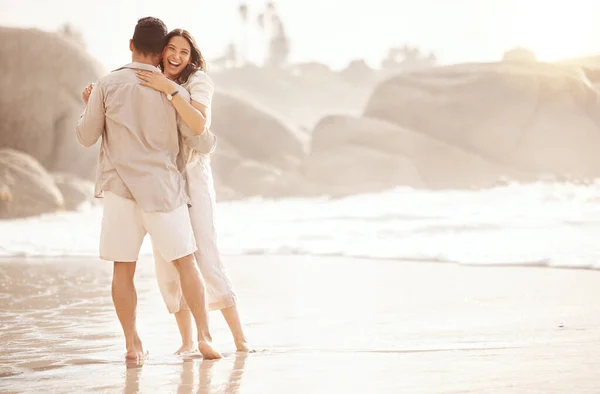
[174,309,196,354]
[173,254,222,360]
[112,261,146,360]
[221,305,251,352]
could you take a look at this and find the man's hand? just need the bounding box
[81,83,94,105]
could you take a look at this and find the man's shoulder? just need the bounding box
[93,69,131,90]
[104,67,134,82]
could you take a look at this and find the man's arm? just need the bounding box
[76,83,105,147]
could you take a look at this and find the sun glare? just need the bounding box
[509,0,600,61]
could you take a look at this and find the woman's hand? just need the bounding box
[136,71,175,95]
[81,83,94,104]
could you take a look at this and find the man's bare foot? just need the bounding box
[125,337,147,361]
[198,341,222,360]
[175,342,197,355]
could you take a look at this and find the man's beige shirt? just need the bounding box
[76,62,216,213]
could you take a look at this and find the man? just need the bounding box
[76,17,221,360]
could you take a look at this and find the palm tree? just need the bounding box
[238,2,249,66]
[58,23,85,49]
[256,1,289,68]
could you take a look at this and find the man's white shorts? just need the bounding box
[99,191,197,262]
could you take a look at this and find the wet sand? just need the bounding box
[1,255,600,393]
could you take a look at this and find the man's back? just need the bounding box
[76,62,192,212]
[103,65,179,164]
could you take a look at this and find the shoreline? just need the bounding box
[1,252,598,272]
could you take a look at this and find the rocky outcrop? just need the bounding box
[309,115,533,189]
[0,149,64,219]
[208,92,314,198]
[52,172,96,210]
[0,27,104,180]
[301,144,423,195]
[364,61,600,180]
[211,92,306,171]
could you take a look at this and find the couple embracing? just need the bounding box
[76,16,248,361]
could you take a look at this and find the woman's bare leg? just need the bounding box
[173,254,222,360]
[221,304,250,351]
[174,309,196,354]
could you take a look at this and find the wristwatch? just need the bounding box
[166,90,179,101]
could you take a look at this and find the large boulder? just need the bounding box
[310,115,533,188]
[52,172,96,210]
[364,61,600,180]
[225,160,283,197]
[301,144,423,196]
[0,149,64,219]
[209,137,243,183]
[211,91,306,171]
[223,160,316,198]
[0,27,104,180]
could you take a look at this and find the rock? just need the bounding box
[223,160,316,198]
[301,144,423,195]
[339,59,376,86]
[0,27,104,180]
[364,61,600,180]
[311,115,533,188]
[290,62,333,76]
[211,92,306,171]
[0,149,64,219]
[213,182,240,202]
[52,172,96,210]
[209,137,243,183]
[225,161,283,197]
[502,47,537,63]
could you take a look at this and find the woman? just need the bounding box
[135,29,249,354]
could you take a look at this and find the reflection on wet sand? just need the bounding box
[122,353,248,394]
[124,363,142,394]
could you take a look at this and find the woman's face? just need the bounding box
[162,36,192,79]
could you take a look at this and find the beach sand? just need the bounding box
[1,255,599,393]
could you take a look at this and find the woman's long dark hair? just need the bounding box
[159,29,207,84]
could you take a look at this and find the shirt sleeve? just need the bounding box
[75,82,105,147]
[176,88,217,154]
[187,72,214,108]
[179,123,217,154]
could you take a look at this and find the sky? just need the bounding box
[1,0,600,70]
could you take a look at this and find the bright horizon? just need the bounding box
[1,0,600,70]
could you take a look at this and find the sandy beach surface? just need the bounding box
[1,255,599,393]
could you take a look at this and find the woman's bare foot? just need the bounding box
[198,341,223,360]
[235,341,254,353]
[175,341,197,355]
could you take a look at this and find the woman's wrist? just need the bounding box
[163,80,176,95]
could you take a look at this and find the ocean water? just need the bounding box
[1,181,600,270]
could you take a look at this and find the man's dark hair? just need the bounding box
[132,17,168,56]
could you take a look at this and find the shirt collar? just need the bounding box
[112,62,161,73]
